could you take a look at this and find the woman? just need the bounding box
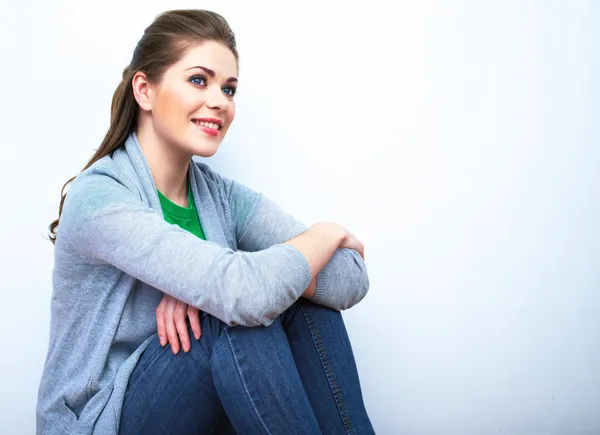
[37,9,374,435]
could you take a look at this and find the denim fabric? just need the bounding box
[119,299,374,434]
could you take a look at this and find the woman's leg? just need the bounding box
[120,301,371,434]
[119,313,229,435]
[120,310,323,435]
[282,298,375,434]
[211,315,322,434]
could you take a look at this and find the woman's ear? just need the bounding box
[132,71,153,112]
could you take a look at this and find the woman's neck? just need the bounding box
[136,122,190,207]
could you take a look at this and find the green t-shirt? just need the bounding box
[157,183,206,240]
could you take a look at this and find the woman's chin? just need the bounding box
[189,143,220,158]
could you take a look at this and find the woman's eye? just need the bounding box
[223,86,237,97]
[190,76,206,86]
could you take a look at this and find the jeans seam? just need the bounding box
[224,328,272,435]
[300,302,356,435]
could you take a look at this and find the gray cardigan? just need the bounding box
[36,132,369,434]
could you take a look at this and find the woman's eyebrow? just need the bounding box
[185,65,238,83]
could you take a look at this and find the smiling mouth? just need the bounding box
[192,120,221,137]
[192,119,222,130]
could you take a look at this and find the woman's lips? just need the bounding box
[192,121,220,137]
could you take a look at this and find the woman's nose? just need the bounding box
[205,87,229,112]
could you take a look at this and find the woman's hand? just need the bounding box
[300,225,364,301]
[339,230,365,260]
[156,293,202,354]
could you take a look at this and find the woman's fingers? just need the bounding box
[351,235,365,259]
[155,296,168,347]
[356,239,365,259]
[187,305,202,340]
[163,296,180,354]
[174,300,191,353]
[340,233,365,260]
[156,293,201,354]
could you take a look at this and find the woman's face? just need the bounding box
[148,41,238,158]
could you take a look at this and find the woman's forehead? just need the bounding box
[175,42,238,79]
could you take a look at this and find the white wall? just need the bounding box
[1,0,598,433]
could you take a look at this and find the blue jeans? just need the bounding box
[119,298,374,434]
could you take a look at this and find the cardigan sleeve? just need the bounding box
[59,163,311,327]
[203,165,370,311]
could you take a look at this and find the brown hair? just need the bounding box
[48,9,238,244]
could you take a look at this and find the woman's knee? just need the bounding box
[285,298,344,327]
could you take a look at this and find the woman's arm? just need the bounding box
[209,165,370,311]
[60,167,344,327]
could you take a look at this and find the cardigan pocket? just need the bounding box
[60,398,80,427]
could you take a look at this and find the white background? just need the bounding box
[1,0,599,434]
